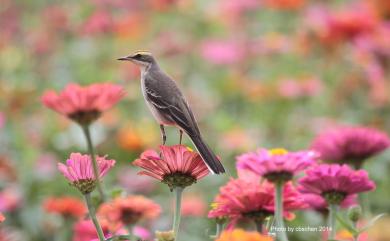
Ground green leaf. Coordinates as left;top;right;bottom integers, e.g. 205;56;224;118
335;214;359;236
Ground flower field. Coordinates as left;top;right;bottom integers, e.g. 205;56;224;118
1;0;390;240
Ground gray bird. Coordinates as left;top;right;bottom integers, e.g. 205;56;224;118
118;51;225;174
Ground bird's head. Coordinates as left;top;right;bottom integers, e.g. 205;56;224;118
117;51;155;67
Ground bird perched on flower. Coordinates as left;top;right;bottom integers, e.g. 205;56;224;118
133;145;210;191
118;51;225;174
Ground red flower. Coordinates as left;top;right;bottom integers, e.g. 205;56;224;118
306;5;378;47
42;83;125;125
133;145;209;190
43;196;86;218
209;178;306;227
265;0;305;10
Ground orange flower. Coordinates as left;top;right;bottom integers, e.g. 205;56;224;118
117;127;145;151
98;195;161;229
336;229;368;241
265;0;305;10
114;15;146;40
0;213;5;223
43;196;87;218
216;229;273;241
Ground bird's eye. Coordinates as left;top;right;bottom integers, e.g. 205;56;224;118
134;54;142;58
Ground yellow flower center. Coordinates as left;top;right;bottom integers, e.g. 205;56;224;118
269;148;288;155
186;147;194;152
210;202;219;209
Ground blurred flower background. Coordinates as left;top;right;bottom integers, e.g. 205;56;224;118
1;0;390;240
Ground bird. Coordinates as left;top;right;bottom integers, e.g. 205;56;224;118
118;51;225;174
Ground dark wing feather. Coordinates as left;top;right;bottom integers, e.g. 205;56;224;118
144;71;201;136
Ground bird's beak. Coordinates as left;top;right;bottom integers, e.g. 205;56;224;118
117;55;133;61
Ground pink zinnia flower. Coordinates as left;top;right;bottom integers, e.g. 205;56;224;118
73;219;110;241
208;178;306;227
133;226;151;240
237;148;318;183
200;40;245;65
58;153;115;194
311;126;390;168
133;145;209;190
302;193;357;213
42;83;125;126
298;164;375;205
0;187;22;212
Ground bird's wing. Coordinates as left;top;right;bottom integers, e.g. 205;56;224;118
144;71;201;136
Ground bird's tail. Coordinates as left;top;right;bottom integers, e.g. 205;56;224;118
189;134;225;174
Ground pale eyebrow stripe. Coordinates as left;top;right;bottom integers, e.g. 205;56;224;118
134;51;151;55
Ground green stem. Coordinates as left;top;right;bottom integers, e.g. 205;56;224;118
62;218;73;241
82;125;105;201
126;224;134;241
328;204;338;240
352;221;359;241
172;187;184;240
360;192;372;218
215;222;222;238
84;193;105;241
275;183;289;241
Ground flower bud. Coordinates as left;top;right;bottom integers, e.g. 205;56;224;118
348;205;362;223
155;230;175;241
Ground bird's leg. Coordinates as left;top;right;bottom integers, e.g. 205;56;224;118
179;129;183;145
160;125;166;145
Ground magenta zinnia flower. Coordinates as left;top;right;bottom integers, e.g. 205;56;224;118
302;193;357;213
298;164;375;205
42;83;125;125
58;153;115;194
208;178;306;227
133;145;209;190
311;126;390;168
237;148;318;183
